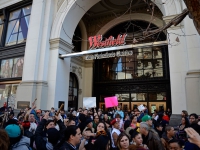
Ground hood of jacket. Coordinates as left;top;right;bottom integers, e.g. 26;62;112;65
11;136;30;150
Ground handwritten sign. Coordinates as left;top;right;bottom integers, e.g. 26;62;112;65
104;96;118;108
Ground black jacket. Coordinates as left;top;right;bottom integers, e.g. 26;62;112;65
35;119;66;150
57;142;77;150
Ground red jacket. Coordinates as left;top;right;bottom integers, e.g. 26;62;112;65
162;115;170;122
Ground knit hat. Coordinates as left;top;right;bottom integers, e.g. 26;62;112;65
142;115;152;122
5;124;21;138
47;128;59;145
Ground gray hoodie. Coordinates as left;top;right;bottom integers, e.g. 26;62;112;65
11;136;30;150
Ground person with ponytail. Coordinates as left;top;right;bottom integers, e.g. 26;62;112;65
129;128;148;150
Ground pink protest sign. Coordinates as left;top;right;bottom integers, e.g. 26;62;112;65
104;96;118;108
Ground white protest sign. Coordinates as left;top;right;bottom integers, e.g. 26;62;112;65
83;97;96;108
137;104;145;112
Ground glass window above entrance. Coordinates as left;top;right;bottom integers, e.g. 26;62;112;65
95;46;165;81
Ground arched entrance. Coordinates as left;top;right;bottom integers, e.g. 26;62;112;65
68;72;79;110
93;20;171;113
49;0;189;114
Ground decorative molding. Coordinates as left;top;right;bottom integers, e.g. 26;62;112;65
19;81;48;86
49;38;74;53
78;89;82;94
0;80;21;84
187;70;200;75
84;60;93;68
71;57;84;67
71;65;82;79
0;0;22;9
78;67;82;78
71;66;77;73
57;0;65;11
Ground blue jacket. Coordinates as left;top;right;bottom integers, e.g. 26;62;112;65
113;110;124;119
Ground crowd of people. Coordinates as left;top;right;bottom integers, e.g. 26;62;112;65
1;102;200;150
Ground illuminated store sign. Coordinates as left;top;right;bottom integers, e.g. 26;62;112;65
88;34;127;49
85;50;133;60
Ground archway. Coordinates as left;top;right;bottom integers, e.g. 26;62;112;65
50;0;182;43
49;0;185;114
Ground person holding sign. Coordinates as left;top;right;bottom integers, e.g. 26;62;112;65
113;105;124;129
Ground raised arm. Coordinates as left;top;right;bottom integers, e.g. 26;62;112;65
35;112;49;150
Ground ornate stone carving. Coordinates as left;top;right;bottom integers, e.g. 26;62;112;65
57;0;65;11
78;67;82;78
72;66;77;73
78;89;82;94
71;65;82;78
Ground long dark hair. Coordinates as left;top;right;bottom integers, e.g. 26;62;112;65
93;135;110;150
182;116;190;127
124;120;131;130
129;127;140;139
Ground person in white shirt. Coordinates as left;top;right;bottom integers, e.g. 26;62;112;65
111;118;121;150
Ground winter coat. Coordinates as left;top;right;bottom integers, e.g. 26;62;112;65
184;141;200;150
35;119;66;150
57;142;78;150
144;130;165;150
10;136;30;150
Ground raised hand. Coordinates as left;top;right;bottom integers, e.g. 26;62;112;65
43;112;50;120
185;128;200;148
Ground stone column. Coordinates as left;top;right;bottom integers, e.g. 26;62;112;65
16;0;55;109
164;12;200;115
82;60;93;107
163;15;189;114
48;38;73;110
183;15;200;114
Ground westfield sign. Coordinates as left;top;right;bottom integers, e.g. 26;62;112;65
88;34;127;49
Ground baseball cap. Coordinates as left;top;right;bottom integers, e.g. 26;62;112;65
5;124;21;138
142;115;152;122
110;118;120;125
